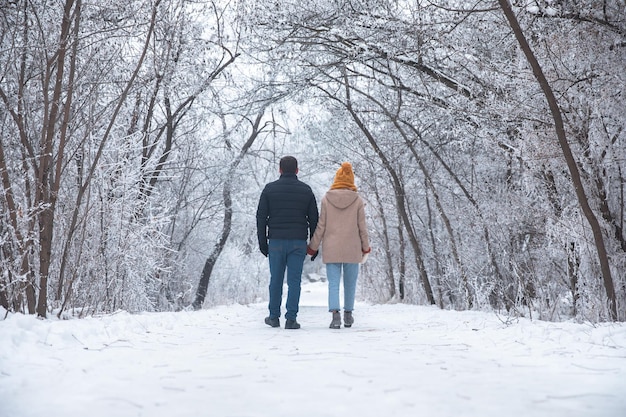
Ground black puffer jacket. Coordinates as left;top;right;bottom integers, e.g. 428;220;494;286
256;173;319;252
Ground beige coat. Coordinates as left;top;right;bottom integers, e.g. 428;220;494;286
308;189;370;264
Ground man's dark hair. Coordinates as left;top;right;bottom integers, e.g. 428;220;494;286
280;156;298;174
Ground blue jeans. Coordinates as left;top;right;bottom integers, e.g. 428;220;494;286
268;239;307;320
326;263;359;312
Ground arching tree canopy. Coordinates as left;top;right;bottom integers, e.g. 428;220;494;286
1;0;624;321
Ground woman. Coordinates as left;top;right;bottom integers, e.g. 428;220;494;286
307;162;371;329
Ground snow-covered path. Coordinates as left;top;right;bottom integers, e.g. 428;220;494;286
1;282;625;417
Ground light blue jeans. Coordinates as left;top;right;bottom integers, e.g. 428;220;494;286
326;263;359;312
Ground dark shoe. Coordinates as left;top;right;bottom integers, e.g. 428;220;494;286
344;311;354;328
265;317;280;328
329;310;341;329
285;319;301;329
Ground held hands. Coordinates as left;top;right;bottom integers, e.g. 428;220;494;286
306;246;319;261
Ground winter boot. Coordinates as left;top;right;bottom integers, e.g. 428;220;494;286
344;311;354;328
265;317;280;328
329;310;341;329
285;319;301;329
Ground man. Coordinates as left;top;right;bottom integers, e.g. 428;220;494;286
256;156;319;329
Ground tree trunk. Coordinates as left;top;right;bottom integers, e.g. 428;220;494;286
36;0;79;317
0;129;36;313
498;0;617;320
372;181;396;300
192;108;267;309
397;218;406;301
337;74;488;308
567;242;580;316
342;83;435;304
53;0;162;314
401;123;472;308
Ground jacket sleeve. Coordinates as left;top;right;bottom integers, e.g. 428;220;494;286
256;188;269;250
308;197;326;251
357;198;370;251
307;191;319;240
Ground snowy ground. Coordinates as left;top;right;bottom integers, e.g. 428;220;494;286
1;281;625;417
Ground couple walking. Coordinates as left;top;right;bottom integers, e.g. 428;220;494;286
256;156;371;330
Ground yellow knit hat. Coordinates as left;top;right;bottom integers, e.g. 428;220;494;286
330;162;357;191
